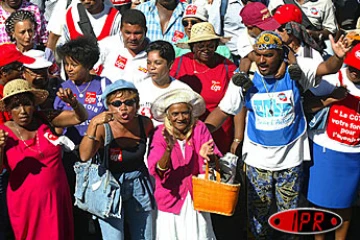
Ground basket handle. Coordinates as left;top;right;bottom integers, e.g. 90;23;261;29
204;157;221;182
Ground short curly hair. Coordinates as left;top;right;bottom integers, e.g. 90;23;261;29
56;36;100;70
5;10;37;41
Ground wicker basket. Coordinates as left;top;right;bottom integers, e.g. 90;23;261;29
192;160;241;216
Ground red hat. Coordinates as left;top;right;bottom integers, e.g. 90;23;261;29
273;4;302;25
240;2;280;30
0;43;35;67
344;43;360;69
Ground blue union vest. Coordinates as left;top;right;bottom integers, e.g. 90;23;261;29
245;71;306;147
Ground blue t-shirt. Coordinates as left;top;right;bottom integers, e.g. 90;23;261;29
53;75;111;144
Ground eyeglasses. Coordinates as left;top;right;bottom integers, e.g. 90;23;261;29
182;19;201;27
110;99;136;107
24;68;49;76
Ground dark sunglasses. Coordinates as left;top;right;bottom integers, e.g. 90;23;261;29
110;99;136;107
182;20;200;27
0;63;24;73
277;25;287;32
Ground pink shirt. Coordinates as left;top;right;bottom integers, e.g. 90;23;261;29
0;1;48;44
147;120;222;214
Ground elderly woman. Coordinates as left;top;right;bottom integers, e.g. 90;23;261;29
0;79;88;240
79;80;155;240
174;3;232;59
170;22;238;155
148;88;221;239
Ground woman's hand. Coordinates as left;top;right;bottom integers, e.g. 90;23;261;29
90;111;114;126
162;128;176;151
0;130;8;148
56;88;78;108
199;139;215;161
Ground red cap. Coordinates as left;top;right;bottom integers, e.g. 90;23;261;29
273;4;302;25
0;43;35;67
240;2;280;30
344;43;360;69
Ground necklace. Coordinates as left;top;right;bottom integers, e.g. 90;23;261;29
15;126;44;158
73;81;92;98
261;77;279;116
193;60;212;74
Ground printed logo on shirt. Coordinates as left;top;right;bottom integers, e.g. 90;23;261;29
138;66;148;73
251;90;294;131
210;80;221;92
139;106;153;119
110;148;123;162
185;5;197;15
44;131;60;146
172;30;185;42
309;7;319;16
93;64;104;75
114;55;128;70
85;92;97;104
355;50;360;59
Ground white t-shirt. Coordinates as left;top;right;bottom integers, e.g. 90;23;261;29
296;45;324;63
242;57;320;170
236;30;255;58
308;68;360;153
137;77;192;127
96;35;150;85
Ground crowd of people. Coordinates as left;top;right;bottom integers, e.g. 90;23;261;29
0;0;359;240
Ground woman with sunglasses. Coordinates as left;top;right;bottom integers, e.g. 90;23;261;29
79;80;155;240
174;3;232;60
53;36;111;239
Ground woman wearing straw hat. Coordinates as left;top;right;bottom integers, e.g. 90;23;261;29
170;22;238;156
147;88;221;240
0;79;88;240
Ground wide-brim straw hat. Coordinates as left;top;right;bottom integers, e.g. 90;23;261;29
186;22;231;44
151;88;206;122
0;79;49;111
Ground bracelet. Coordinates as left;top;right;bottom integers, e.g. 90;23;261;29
156;162;169;171
84;132;96;141
233;138;242;143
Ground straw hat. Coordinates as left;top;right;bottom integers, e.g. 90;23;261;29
0;79;49;111
151;88;206;122
186;22;230;44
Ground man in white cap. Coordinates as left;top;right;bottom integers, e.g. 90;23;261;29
23;49;64;109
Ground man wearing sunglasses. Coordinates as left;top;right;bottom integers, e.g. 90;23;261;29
23;49;64;110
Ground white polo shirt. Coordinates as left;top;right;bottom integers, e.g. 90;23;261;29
97;34;150;85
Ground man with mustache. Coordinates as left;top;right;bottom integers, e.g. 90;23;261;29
96;9;151;85
205;31;352;239
22;49;64;110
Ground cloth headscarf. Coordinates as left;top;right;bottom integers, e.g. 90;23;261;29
254;31;283;50
283;21;323;53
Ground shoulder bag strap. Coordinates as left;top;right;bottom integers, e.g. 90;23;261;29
283;0;320;31
77;3;97;39
175;55;183;79
102;123;114;169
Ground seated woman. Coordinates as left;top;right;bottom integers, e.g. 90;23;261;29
148;88;221;240
79;80;155;240
0;79;88;240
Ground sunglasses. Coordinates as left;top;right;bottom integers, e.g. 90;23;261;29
277;25;287;32
0;63;24;73
110;99;136;107
182;20;201;27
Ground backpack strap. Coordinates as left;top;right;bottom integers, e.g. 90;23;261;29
77;3;97;39
174;55;183;79
102;123;114;169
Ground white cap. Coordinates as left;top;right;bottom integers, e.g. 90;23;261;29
183;4;209;22
23;49;52;69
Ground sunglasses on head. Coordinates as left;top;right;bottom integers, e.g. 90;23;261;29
110;99;136;107
182;19;201;27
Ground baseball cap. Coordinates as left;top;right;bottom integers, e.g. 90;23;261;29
23;49;52;69
273;4;302;25
344;43;360;70
0;43;35;67
183;3;208;22
240;2;280;30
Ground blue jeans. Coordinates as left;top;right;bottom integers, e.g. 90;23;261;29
98;179;155;240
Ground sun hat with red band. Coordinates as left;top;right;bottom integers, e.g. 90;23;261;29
273;4;302;25
240;2;280;30
344;43;360;70
0;43;35;67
